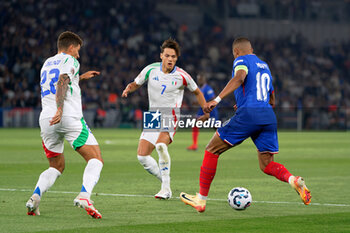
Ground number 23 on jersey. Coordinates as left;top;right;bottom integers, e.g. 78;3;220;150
40;68;60;97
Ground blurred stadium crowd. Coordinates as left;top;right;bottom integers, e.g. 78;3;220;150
1;0;349;129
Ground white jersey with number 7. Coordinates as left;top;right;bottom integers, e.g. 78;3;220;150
134;62;198;108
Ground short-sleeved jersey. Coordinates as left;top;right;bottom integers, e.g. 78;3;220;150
232;54;276;124
134;62;198;108
39;53;82;120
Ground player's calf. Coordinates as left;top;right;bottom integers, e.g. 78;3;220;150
137;155;162;181
156;143;172;194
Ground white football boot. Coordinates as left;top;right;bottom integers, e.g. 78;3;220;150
26;194;41;216
74;194;102;219
154;188;172;200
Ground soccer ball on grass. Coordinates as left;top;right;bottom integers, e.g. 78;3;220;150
227;187;252;210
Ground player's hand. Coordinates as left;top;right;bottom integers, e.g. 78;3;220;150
122;84;133;98
198;113;210;122
122;88;129;98
204;100;218;113
80;71;100;80
50;109;63;125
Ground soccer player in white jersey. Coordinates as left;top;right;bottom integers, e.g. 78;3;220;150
26;31;103;219
122;38;209;199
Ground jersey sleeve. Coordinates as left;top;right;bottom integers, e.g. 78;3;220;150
60;56;78;79
232;56;249;78
178;68;197;92
134;63;158;85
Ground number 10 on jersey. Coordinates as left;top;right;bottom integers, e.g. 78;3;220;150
256;72;270;102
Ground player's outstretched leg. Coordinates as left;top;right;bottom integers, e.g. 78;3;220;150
74;158;103;219
263;160;311;205
180;150;220;212
155;143;172;199
137;155;162;181
187;126;199;151
26;167;62;216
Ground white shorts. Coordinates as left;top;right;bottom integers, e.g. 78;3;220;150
40;116;98;157
139;131;176;146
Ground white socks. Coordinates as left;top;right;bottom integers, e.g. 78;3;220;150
288;175;295;185
198;193;207;200
81;158;103;198
33;167;61;197
155;143;171;191
137;155;162;181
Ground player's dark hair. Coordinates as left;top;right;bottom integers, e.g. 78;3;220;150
232;37;251;49
57;31;83;51
161;38;181;57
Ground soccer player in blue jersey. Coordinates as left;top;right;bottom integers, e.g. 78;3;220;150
180;37;311;212
187;74;218;151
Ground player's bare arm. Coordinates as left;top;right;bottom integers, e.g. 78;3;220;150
193;88;210;121
269;91;275;108
50;74;70;125
80;71;100;80
205;69;247;113
122;81;141;98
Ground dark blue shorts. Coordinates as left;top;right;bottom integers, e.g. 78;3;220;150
217;116;279;153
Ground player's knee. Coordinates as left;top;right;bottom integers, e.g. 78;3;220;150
259;152;274;173
259;164;266;172
205;144;221;155
155;143;167;153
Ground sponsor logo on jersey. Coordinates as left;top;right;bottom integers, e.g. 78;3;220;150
153;76;159;81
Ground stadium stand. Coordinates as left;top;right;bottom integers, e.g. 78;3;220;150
0;0;349;129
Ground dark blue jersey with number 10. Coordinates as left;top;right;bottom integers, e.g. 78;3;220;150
232;54;276;125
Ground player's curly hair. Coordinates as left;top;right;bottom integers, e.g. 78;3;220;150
57;31;83;51
161;38;181;57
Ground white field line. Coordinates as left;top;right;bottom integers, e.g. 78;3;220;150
1;188;349;207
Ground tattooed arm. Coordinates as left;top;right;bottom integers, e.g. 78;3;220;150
50;74;70;125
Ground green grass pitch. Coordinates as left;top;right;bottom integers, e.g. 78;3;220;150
0;128;349;233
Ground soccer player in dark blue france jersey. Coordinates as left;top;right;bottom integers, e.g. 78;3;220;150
187;74;218;151
180;37;311;212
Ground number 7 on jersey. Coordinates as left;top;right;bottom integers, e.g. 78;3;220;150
161;84;166;95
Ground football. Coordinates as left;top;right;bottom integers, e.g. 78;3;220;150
227;187;252;210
